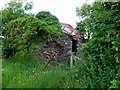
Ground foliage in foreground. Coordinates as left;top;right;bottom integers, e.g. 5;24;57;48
76;2;120;88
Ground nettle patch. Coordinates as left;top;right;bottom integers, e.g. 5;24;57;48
2;16;63;58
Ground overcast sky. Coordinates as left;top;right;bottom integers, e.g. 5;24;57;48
0;0;95;27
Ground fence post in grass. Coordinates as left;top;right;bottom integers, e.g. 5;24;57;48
70;52;73;69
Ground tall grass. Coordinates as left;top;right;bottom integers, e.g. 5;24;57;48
2;54;81;88
3;51;115;88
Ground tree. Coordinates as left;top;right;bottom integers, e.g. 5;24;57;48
76;2;120;88
76;4;93;42
1;0;33;25
36;11;63;38
76;21;85;42
36;11;59;24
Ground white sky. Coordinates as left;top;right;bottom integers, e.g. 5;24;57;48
0;0;95;27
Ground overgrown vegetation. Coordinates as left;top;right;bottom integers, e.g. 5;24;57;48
2;54;81;88
1;0;120;88
76;2;120;88
2;0;63;58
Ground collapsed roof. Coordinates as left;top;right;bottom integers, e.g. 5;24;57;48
60;23;80;40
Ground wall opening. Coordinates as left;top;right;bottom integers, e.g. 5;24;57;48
72;40;78;52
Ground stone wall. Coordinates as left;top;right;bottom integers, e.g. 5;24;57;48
35;35;72;61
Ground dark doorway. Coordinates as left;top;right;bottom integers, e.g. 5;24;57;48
72;40;78;52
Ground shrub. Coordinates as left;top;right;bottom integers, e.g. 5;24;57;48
2;15;62;58
75;2;120;88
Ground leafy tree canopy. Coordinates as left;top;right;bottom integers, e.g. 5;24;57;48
1;0;33;25
76;2;120;88
36;11;63;37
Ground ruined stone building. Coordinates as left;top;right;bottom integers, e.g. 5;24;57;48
36;23;80;61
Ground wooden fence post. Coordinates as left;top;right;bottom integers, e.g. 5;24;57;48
70;52;73;69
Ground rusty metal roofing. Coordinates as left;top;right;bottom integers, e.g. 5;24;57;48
60;23;80;40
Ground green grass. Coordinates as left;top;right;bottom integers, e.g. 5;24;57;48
2;53;114;88
0;59;2;89
2;55;81;88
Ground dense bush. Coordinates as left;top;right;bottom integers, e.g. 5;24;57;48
2;15;62;58
76;2;120;88
36;11;63;38
1;1;63;58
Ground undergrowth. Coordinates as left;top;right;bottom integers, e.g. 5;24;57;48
2;54;81;88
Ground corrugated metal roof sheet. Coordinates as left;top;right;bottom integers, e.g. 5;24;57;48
60;23;80;40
